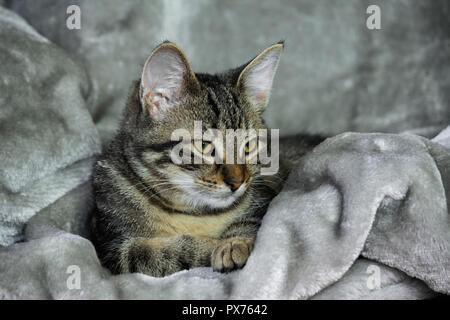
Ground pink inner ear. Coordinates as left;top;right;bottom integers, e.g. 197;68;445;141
142;91;159;116
141;46;187;100
142;88;171;116
255;92;267;102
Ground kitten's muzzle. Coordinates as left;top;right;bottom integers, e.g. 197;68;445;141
224;178;244;192
221;164;248;192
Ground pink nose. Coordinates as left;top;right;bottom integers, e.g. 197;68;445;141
221;164;247;192
225;179;243;192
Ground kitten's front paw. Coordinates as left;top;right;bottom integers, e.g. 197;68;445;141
211;237;254;273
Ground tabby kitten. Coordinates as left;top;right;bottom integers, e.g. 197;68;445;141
91;41;323;277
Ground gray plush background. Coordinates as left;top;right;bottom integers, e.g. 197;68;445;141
4;0;450;144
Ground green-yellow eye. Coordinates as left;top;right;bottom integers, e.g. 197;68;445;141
244;139;257;154
193;140;212;154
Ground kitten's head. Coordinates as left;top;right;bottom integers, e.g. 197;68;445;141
120;41;283;211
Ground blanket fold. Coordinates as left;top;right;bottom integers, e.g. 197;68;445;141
291;132;450;296
0;7;100;246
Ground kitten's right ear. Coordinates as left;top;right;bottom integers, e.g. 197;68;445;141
140;42;200;119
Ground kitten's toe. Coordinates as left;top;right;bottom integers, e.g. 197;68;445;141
211;237;254;273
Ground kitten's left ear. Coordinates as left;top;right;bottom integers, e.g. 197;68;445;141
237;42;284;113
140;42;200;118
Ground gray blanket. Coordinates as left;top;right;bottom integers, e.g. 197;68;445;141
1;3;450;299
1;130;449;299
0;7;100;245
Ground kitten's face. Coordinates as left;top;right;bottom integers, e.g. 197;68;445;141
123;42;282;211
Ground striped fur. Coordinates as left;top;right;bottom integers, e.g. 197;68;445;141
91;42;324;276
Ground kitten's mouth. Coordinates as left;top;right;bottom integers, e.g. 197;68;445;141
183;182;248;209
165;172;248;209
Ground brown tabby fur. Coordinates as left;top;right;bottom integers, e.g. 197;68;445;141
91;42;324;277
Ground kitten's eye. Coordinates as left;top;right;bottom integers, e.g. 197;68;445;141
193;140;213;154
244;139;258;154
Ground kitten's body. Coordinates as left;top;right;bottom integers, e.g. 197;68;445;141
91;42;323;276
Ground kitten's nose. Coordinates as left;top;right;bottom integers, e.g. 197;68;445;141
221;164;247;192
224;178;243;192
